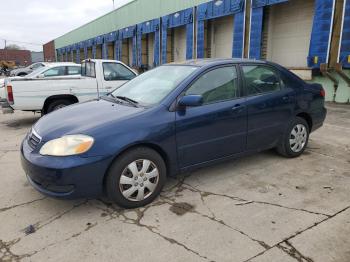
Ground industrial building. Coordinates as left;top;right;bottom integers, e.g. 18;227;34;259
45;0;350;103
0;49;32;66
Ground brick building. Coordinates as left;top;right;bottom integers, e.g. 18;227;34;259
43;41;56;62
0;49;32;66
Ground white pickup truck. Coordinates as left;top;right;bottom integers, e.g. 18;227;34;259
0;59;137;115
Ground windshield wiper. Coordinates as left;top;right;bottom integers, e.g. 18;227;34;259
115;96;139;107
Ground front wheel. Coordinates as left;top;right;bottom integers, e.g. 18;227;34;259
277;117;309;158
106;147;166;208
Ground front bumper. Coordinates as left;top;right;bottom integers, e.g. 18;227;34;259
21;138;113;199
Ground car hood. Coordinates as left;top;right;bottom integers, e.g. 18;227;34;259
33;99;145;141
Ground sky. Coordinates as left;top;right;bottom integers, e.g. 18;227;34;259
0;0;133;52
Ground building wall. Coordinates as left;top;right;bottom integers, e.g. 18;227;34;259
54;0;350;103
0;49;32;66
54;0;211;49
43;41;56;62
31;51;44;63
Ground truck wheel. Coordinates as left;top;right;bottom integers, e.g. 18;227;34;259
276;117;309;158
106;147;166;208
46;99;73;114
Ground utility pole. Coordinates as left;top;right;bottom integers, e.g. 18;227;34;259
4;39;6;49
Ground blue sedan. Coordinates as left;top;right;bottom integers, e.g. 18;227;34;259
21;59;327;208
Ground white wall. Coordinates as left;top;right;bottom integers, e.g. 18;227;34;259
266;0;315;68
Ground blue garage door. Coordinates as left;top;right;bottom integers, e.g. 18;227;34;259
103;32;118;60
137;18;161;68
196;0;245;59
117;25;137;66
161;8;194;64
249;0;289;60
308;0;335;68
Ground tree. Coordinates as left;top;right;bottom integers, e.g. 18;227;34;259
5;44;21;50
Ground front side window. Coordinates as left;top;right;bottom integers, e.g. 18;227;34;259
242;65;283;96
67;66;81;75
112;65;198;106
43;66;66;77
103;62;136;81
185;66;239;105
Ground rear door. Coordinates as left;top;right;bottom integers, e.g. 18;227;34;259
175;65;247;168
240;64;296;151
100;62;136;95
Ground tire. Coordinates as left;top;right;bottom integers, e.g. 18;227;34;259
276;117;309;158
106;147;166;208
46;99;73;114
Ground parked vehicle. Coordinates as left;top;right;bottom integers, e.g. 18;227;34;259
21;59;327;208
0;67;11;76
2;60;137;115
10;62;48;77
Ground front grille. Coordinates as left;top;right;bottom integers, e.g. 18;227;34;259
27;130;41;150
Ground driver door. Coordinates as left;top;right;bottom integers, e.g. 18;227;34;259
175;65;247;168
100;62;136;95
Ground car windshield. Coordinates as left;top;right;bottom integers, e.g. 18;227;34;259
111;65;198;106
26;67;47;78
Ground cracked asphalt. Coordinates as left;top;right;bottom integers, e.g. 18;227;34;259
0;103;349;262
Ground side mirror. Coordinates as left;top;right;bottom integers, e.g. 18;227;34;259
178;95;203;108
37;74;45;79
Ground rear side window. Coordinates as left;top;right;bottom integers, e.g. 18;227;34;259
242;65;283;96
103;63;136;81
67;66;81;75
43;66;66;77
185;66;239;105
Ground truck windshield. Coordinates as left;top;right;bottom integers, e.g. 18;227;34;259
111;65;198;106
81;62;96;78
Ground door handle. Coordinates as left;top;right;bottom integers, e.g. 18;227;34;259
282;96;289;101
232;104;244;112
105;86;113;90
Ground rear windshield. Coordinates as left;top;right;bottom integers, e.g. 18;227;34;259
81;61;96;78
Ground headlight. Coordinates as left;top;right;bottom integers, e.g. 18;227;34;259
39;135;94;156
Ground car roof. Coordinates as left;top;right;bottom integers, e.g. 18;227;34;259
168;58;269;67
45;62;80;67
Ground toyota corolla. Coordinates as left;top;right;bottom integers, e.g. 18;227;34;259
21;59;327;208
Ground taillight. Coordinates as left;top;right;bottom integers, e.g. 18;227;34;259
7;85;14;104
320;88;326;98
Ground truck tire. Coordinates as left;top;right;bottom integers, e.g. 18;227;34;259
46;99;73;114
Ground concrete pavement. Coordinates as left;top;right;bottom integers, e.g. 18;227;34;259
0;104;349;262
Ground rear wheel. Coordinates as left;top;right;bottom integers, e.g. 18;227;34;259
106;147;166;208
46;99;73;114
277;117;309;158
